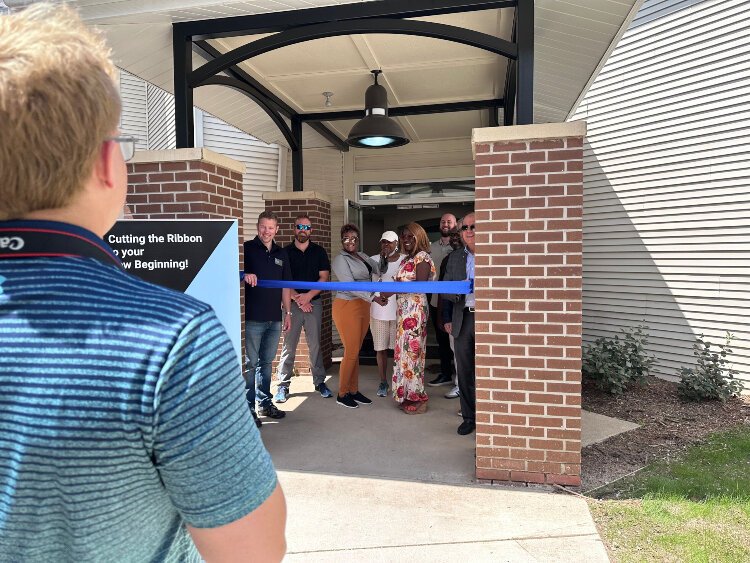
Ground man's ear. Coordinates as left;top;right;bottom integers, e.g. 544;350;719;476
93;139;119;189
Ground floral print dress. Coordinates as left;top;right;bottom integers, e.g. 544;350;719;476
392;250;436;404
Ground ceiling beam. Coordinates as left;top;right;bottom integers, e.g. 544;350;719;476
175;0;517;40
191;19;517;88
300;99;504;122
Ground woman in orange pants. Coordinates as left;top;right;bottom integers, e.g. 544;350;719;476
331;223;379;409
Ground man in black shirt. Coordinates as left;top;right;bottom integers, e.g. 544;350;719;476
275;214;332;401
244;210;292;424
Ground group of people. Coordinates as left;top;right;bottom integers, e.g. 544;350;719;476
242;210;477;436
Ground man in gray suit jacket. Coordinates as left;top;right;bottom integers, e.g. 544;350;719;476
442;212;476;435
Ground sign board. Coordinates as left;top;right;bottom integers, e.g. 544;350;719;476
105;220;241;361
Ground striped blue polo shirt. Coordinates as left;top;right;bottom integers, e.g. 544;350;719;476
0;221;277;561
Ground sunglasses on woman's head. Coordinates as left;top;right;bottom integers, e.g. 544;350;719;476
296;224;312;231
461;224;476;231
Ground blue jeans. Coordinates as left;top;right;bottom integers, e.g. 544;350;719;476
245;320;282;409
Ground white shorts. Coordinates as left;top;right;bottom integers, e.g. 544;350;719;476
370;318;397;351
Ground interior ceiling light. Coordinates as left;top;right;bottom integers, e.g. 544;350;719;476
322;91;334;107
360;189;397;196
346;70;409;149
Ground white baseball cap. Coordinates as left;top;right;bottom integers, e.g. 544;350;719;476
380;231;399;242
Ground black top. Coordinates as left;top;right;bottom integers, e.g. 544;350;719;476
243;236;292;321
284;241;331;300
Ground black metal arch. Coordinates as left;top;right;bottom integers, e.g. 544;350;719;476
200;76;298;151
190;19;517;89
173;0;534;191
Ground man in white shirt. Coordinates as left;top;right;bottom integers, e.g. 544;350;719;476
370;231;404;397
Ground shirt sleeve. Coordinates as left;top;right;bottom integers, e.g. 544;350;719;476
319;246;331;272
243;240;252;275
282;249;293;281
332;254;372;301
151;308;277;528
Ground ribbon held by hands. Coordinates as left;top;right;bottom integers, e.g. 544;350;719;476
239;272;473;294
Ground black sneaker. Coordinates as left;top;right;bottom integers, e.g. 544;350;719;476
336;394;358;409
349;391;372;405
427;374;453;387
258;403;286;419
251;410;262;428
457;420;476;435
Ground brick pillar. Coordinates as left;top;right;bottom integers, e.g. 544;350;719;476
471;122;586;487
125;147;246;342
262;192;333;378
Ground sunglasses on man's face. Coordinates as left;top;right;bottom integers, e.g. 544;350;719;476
461;224;476;231
296;224;312;231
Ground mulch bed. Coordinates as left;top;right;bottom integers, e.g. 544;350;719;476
582;377;750;493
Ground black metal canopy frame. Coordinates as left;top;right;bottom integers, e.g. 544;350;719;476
173;0;534;191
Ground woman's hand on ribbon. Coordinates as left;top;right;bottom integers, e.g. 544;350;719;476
244;273;257;287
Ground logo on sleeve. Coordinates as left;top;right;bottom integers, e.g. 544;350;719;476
0;237;24;251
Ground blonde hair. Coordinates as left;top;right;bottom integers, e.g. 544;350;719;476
0;3;121;220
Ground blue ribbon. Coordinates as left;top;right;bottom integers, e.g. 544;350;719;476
239;272;472;294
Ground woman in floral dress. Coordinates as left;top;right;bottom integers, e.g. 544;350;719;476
381;222;435;414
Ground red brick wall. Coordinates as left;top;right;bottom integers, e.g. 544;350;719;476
473;136;583;487
126;156;246;354
263;196;333;376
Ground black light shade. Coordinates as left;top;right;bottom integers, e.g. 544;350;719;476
347;70;409;149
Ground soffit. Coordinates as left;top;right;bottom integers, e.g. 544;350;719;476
9;0;641;148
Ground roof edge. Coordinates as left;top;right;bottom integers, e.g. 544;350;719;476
564;0;646;121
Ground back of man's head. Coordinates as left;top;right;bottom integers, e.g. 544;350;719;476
0;3;121;220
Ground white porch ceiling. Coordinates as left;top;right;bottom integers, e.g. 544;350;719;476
6;0;641;148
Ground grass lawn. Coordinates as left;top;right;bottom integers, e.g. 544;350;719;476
588;426;750;562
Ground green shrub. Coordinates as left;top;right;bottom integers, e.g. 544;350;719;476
582;325;656;394
678;333;744;402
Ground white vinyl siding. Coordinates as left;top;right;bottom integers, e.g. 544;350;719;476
570;0;750;384
146;84;176;150
118;70;149;151
202;113;280;229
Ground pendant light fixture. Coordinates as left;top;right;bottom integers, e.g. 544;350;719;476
346;70;409;149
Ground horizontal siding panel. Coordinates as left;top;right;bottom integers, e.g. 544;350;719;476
202;113;279;230
118;70;148;151
571;0;750;385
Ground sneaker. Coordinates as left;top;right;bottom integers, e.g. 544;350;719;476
251;410;262;428
444;386;460;399
315;382;333;398
427;374;453;387
274;387;289;403
258;403;286;419
457;420;476;435
349;391;372;405
376;382;388;397
336;394;358;409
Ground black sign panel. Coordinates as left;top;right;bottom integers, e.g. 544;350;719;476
106;220;233;292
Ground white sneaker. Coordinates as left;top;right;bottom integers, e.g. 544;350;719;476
444;386;460;399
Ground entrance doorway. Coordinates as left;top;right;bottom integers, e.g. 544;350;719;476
332;180;475;364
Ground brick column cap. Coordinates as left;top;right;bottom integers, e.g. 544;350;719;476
130;148;245;174
262;191;331;203
471;121;587;158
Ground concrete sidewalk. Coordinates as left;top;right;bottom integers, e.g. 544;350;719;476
260;366;612;562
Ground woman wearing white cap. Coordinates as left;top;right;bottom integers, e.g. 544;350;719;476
370;231;404;397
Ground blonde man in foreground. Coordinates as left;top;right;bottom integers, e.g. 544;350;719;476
0;4;285;561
